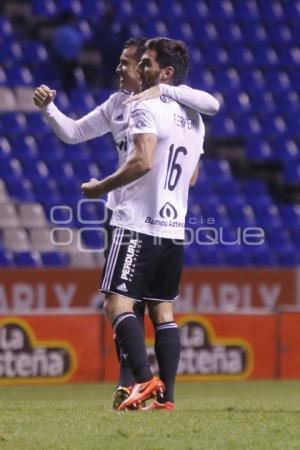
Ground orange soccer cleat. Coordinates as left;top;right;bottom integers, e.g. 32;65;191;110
142;400;175;411
118;377;165;411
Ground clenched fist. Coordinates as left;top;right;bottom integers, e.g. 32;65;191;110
81;178;103;198
33;84;56;108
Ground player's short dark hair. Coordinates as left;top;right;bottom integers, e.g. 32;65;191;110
124;37;147;62
145;37;189;85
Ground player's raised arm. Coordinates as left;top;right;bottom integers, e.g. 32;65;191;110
33;84;111;144
125;84;220;115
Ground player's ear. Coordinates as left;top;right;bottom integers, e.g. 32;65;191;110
161;66;174;83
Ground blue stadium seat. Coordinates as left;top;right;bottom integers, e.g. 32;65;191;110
5;66;33;87
239;69;266;94
276;249;300;267
254;204;283;229
14;251;41;267
210;115;238;138
0;67;7;86
265;22;293;45
246;139;273;161
11;135;39;162
274;138;300;162
47;160;75;180
31;0;57;16
277;46;300;68
0;42;22;66
248;246;278;267
21;41;48;65
77;0;104;18
201;204;231;228
32;178;62;206
289;229;300;248
57;178;82;204
215;21;242;44
228;204;256;227
80;228;105;249
26;113;50;136
0;137;12;162
62;143;92;163
184;0;210;20
0;112;27;135
0;16;14;40
237;115;263;138
241;21;268;45
41;251;70;266
274;91;300;116
225;92;252;116
232;2;259;20
265;228;293;251
184;245;201;266
189;20;219;43
5;178;36;203
197;247;226;266
225;251;252;267
215;68;241;93
202;158;232;181
21;160;50;180
168;21;195;45
279;204;300;229
282;161;300;184
248;91;276;115
0;158;23;181
68;89;96;115
226;45;254;67
263;70;291;94
0;249;14;267
250;45;279;68
202;46;229;67
71;161;101;183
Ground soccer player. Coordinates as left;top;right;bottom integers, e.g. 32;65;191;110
33;37;219;410
81;37;219;410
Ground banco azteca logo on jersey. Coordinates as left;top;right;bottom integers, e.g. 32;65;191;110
159;202;178;219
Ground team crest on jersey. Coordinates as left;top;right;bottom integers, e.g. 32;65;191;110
160;95;174;103
159;202;178;219
132;110;147;129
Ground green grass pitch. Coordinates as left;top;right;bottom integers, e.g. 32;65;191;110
1;381;300;450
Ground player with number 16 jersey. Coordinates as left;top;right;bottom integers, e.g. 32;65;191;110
110;96;204;240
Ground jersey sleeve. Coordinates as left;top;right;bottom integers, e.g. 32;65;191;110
159;84;220;116
41;96;113;144
129;103;158;136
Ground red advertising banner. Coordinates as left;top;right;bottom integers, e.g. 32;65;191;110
0;268;299;313
103;313;277;382
279;313;300;379
0;314;102;384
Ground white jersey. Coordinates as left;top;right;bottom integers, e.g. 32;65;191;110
43;90;134;210
42;85;218;217
110;96;205;239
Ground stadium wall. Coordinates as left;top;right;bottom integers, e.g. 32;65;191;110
1;310;300;383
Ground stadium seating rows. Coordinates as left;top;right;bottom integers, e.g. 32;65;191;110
0;0;299;266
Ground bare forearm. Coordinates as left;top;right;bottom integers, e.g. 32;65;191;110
84;158;150;197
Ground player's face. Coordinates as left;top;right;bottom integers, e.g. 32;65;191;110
138;50;163;90
115;47;141;92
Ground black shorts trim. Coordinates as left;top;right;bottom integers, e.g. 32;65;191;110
141;294;180;302
100;288;140;302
